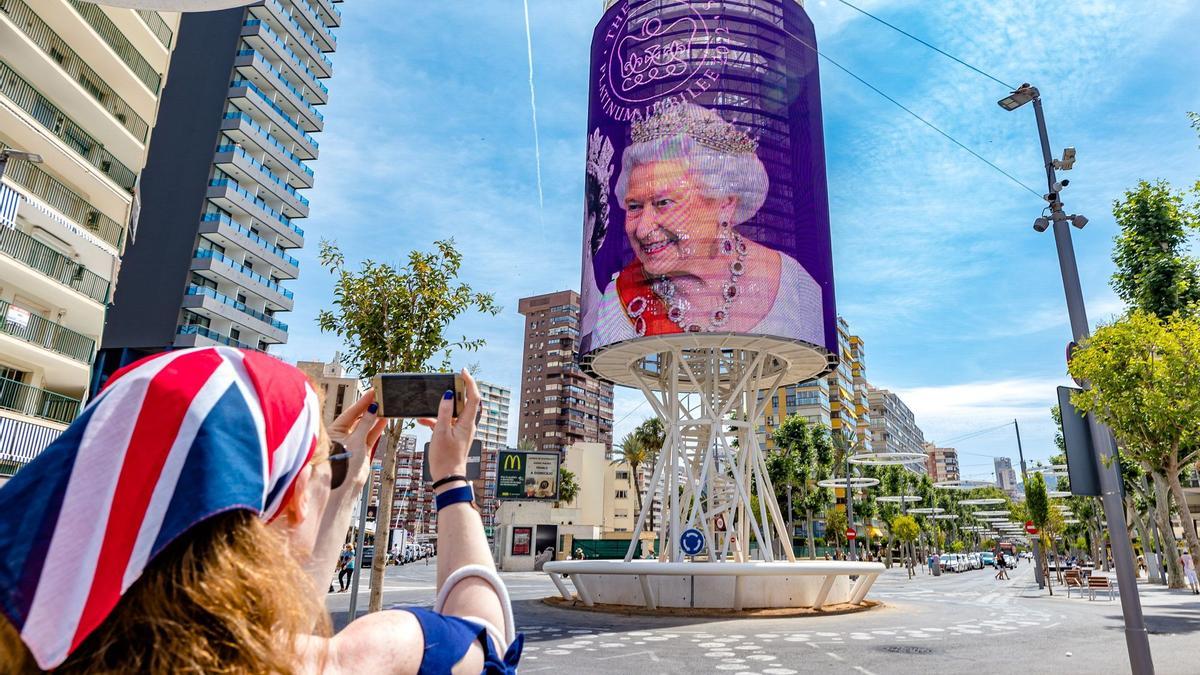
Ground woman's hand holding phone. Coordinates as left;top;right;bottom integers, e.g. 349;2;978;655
417;368;480;486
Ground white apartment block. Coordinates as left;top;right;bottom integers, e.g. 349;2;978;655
0;1;177;480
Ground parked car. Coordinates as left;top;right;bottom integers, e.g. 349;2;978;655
966;553;982;570
981;551;996;566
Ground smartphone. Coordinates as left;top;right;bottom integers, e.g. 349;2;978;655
371;373;464;418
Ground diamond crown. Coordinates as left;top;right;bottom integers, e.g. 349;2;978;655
631;103;758;155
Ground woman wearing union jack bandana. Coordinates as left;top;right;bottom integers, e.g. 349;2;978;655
0;348;523;673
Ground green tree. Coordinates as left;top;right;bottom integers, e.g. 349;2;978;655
824;506;848;555
892;515;921;579
317;238;499;612
557;467;580;507
1068;311;1200;577
770;415;835;558
1110;180;1200;318
1026;472;1054;595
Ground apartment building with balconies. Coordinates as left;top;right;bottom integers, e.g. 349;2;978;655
517;290;614;455
95;0;343;383
0;1;179;481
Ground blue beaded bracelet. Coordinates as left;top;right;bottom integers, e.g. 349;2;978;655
435;484;474;511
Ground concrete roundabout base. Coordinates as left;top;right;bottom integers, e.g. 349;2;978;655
543;560;885;613
541;595;883;619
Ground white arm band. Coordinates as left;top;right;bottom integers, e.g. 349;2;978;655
433;564;516;652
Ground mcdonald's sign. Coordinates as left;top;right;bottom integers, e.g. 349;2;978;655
497;450;560;501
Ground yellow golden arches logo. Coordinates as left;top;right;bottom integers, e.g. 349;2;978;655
503;454;522;471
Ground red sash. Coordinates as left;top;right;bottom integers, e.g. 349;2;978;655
615;261;683;335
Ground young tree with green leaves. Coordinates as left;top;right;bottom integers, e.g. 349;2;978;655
1110;180;1200;319
892;515;920;579
1068;310;1200;582
317;238;499;612
769;415;834;558
824;506;847;556
1026;472;1054;595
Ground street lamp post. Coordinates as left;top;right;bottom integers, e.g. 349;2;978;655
1012;419;1045;589
1000;84;1154;675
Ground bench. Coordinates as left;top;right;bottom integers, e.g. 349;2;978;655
1088;574;1116;601
1064;569;1085;598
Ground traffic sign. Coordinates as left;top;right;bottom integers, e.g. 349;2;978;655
680;528;705;555
1025;521;1038;535
846;527;857;541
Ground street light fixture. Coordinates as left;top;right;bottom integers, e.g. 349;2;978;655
1002;83;1154;674
996;83;1038;111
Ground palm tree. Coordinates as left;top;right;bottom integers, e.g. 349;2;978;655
557;467;580;507
613;431;654;528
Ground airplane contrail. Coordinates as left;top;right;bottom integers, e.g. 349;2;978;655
522;0;545;227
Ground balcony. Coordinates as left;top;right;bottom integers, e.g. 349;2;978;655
135;10;173;49
234;50;324;130
182;285;288;343
228;79;319;154
65;0;161;94
191;248;295;311
175;324;254;350
0;59;137;192
0;150;125;250
221;111;315;180
197;212;299;278
312;0;342;27
0;377;80;425
0;299;95;364
206;178;304;248
213;144;309;217
240;20;328;102
251;0;335;70
0;223;109;304
286;0;337;51
0;0;149;143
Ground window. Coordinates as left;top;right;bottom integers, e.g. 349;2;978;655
182;310;210;328
334;384;347;416
229;327;241;341
615;471;629;480
615;490;628;499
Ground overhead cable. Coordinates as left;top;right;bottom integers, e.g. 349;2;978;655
834;0;1016;90
780;26;1042;197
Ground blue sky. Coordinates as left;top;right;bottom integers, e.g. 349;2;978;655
278;0;1200;482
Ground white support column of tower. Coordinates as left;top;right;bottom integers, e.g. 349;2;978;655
622;345;795;564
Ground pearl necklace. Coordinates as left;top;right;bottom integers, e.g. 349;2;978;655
626;230;748;335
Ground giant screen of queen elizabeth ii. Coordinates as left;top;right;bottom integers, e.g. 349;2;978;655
579;0;837;361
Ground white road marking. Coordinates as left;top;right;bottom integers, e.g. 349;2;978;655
596;650;660;662
854;667;879;675
826;652;843;661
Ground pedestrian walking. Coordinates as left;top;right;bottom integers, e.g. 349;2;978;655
1181;549;1199;595
338;543;355;592
995;554;1010;580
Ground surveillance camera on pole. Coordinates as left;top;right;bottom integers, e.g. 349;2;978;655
1033;217;1050;232
1070;214;1088;229
1052;147;1076;171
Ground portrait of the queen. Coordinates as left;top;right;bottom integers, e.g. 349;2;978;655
592;103;823;345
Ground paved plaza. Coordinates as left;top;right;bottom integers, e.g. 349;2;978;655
326;561;1200;674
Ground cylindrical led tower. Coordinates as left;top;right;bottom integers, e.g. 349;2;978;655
549;0;885;612
580;0;838;385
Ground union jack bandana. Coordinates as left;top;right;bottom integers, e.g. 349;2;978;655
0;347;322;669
